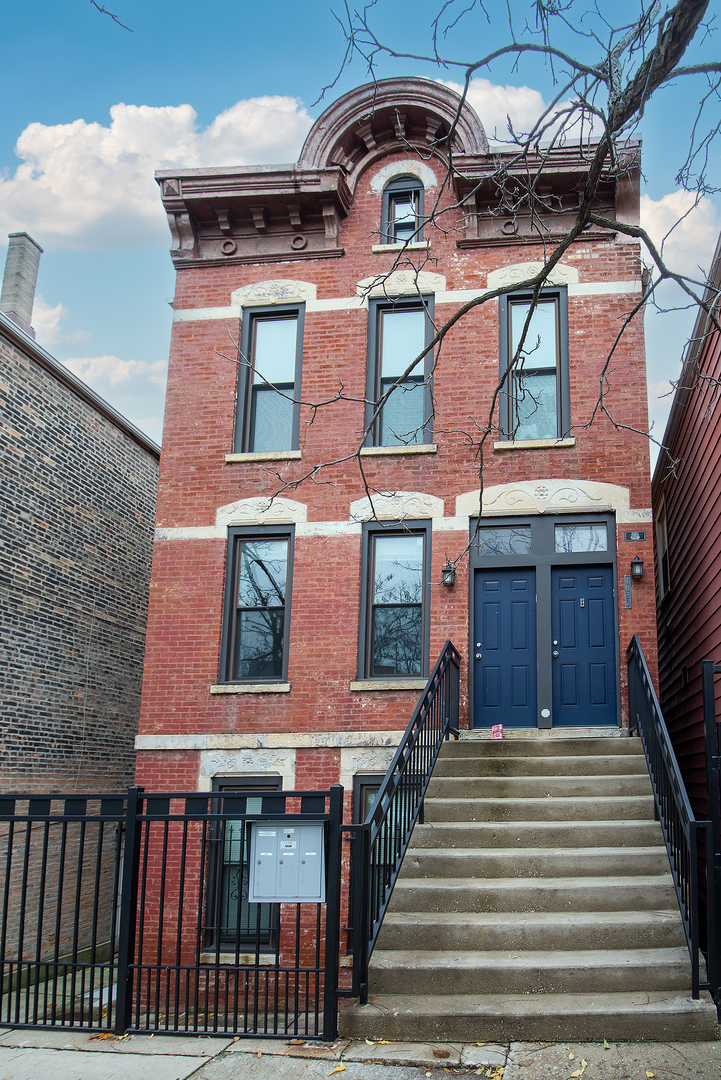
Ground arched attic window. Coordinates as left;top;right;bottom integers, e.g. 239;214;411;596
382;175;424;244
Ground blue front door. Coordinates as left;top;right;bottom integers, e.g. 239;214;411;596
474;569;537;727
551;565;617;726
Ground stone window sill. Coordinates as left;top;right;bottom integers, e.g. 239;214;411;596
199;952;275;966
371;241;430;253
350;679;427;691
210;683;291;695
493;438;576;451
225;451;302;463
360;444;437;457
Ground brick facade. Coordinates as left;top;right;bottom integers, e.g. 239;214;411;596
1;314;159;792
138;79;656;803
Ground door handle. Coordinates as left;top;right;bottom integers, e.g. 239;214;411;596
553;650;559;657
475;653;482;659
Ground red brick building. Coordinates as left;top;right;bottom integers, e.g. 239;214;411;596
137;77;655;814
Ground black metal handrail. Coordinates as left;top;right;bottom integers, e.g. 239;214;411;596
347;640;460;1003
627;635;715;1000
701;660;721;1013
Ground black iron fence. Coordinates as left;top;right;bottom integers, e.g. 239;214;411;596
0;786;344;1039
345;640;460;1002
701;659;721;1011
627;635;716;1002
0;643;461;1036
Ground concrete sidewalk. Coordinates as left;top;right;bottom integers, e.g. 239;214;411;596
0;1027;719;1080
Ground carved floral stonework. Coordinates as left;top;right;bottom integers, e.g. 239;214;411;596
455;480;631;518
199;749;294;780
486;262;579;289
369;161;439;193
231;281;317;308
216;497;308;527
356;270;446;299
350;491;444;522
341;748;396;777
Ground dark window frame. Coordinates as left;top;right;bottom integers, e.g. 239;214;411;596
381;175;424;244
656;502;670;600
364;296;435;447
498;287;570;441
233;304;305;453
352;773;386;824
219;525;295;685
358;519;432;680
204;775;284;952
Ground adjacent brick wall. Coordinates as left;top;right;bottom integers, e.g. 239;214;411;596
0;327;159;793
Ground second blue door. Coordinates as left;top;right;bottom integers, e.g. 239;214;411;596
474;569;537;727
551;565;617;726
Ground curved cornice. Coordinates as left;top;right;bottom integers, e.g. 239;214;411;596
298;78;488;185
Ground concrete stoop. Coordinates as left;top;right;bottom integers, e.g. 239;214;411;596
339;736;718;1042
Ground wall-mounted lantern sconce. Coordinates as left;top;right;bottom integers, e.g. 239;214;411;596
630;556;644;581
442;558;456;587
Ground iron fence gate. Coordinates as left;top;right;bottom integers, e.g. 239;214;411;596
0;786;343;1040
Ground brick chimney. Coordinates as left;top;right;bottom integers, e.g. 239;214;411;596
0;232;43;339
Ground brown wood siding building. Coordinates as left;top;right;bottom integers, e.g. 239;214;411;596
653;231;721;818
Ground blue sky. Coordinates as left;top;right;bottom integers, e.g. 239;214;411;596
2;0;719;451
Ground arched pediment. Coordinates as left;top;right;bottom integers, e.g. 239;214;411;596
298;78;488;187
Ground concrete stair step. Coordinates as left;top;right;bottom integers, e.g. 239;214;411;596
408;819;664;848
427;775;651;798
389;873;677;913
433;754;648;777
400;846;670;879
375;910;688;952
424;795;655;821
441;737;643;757
368;947;692;995
338;991;719;1042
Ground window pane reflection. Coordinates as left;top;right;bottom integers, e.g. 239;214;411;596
554;524;608;553
476;526;532;556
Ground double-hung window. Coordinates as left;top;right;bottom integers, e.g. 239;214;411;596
498;288;570;441
220;526;293;684
382;175;424;244
359;522;431;679
366;298;434;446
234;305;304;453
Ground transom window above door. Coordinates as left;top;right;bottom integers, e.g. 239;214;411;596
472;514;614;565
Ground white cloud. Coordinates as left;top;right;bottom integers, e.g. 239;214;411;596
640;190;720;280
440;77;546;140
0;97;314;251
63;354;168;389
32;294;91;349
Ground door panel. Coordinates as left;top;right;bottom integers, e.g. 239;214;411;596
474;569;536;727
551;565;616;726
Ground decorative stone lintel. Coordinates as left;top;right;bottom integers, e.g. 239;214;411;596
231;280;317;308
350;491;444;522
360;444;437;456
370;160;439;193
357;269;446;299
487;261;579;290
350;679;427;691
456;479;631;518
216;496;308;527
210;683;291;694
